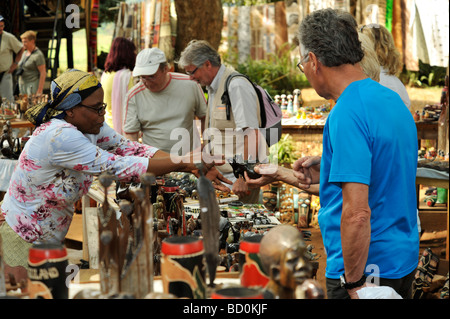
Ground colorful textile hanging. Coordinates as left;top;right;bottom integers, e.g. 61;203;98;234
159;0;174;63
86;0;99;71
113;2;141;50
385;0;393;32
355;0;387;26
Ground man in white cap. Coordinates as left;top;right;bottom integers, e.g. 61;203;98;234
0;15;24;102
123;48;207;156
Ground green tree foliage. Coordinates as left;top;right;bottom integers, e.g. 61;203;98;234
400;61;447;88
222;0;278;5
99;0;120;24
223;43;310;96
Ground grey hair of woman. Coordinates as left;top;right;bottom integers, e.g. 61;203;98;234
177;39;221;69
297;8;364;67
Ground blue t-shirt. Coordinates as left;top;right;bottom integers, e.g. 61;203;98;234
318;78;419;280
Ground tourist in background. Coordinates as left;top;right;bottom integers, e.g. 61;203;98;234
123;48;207;156
100;37;137;134
358;32;380;82
360;23;411;109
17;30;46;96
0;14;24;102
178;40;266;203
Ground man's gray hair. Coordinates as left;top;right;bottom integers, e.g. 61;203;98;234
297;8;364;67
177;40;221;69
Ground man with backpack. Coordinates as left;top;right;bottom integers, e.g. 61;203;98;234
178;40;267;203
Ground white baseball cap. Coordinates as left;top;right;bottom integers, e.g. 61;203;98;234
133;48;167;77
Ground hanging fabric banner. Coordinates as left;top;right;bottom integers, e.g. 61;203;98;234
385;0;393;32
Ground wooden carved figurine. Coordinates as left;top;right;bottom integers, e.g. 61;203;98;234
259;224;323;299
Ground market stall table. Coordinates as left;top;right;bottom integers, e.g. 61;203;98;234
74;178;243;267
68;268;241;299
0;118;35;136
281;120;438;148
416;166;449;259
0;158;17;193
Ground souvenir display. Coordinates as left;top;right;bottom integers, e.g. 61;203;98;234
2;1;447;302
279;89;331;126
259;224;323;299
27;243;69;299
0;121;22;160
0;98;17;120
238;234;269;289
211;286;263;299
161;236;206;299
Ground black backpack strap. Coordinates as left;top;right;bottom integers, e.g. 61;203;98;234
221;72;242;121
220;72;266;127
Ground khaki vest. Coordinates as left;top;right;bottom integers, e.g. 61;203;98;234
204;66;261;174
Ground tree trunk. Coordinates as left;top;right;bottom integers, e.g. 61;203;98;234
173;0;223;65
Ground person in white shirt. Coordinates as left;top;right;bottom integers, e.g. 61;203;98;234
178;40;267;203
360;23;411;109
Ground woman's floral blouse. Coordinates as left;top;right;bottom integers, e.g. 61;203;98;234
1;119;158;243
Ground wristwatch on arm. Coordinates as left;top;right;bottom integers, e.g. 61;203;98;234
340;274;366;290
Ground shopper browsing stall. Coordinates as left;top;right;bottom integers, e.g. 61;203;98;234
17;30;46;96
178;40;266;203
246;9;419;299
123;48;207;155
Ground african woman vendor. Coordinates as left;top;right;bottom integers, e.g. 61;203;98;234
0;69;230;270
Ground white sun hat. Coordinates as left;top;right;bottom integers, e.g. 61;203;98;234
133;48;167;77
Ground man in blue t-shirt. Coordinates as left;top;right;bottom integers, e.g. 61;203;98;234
246;9;418;299
294;9;418;299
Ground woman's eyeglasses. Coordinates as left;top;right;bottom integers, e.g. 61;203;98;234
78;102;107;115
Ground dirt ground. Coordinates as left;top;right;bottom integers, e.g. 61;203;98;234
306;226;328;297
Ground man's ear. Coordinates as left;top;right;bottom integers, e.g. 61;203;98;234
203;60;211;69
309;52;319;73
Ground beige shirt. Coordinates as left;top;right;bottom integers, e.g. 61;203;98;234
205;65;266;174
0;31;23;73
123;72;207;155
206;65;260;129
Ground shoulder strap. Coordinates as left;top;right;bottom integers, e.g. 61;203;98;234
19;49;36;68
221;72;266;127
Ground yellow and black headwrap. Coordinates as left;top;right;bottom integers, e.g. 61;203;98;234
26;69;101;126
